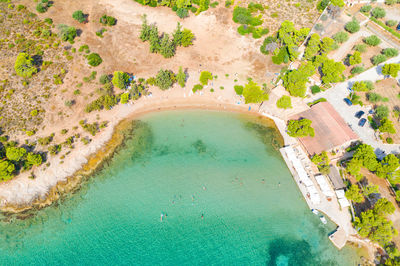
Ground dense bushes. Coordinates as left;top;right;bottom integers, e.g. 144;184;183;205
72;10;87;23
133;0;210;17
232;5;268;39
57;24;77;42
87;53;102;67
112;71;129;89
333;31;349;44
140;16;194;58
352;81;374;91
36;0;51;13
199;71;213;85
100;15;116;26
14;53;37;78
242;80;269;103
85;94;118;112
371;7;386;19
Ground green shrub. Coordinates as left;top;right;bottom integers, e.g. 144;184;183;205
364;35;381;46
14;53;37;78
370;17;400;41
351;66;365;74
360;5;372;13
354;44;367;53
57;24;77;42
345;19;360;33
100;15;116;26
382;48;398;58
234;85;243;95
386;137;393;144
372;54;387;65
310;85;321;94
386;20;397;27
371;7;386;19
36;1;50;13
72;10;86;23
192;84;203;92
333;31;349;44
276;95;292;109
87;53;102;67
199;71;213;85
176;8;188;18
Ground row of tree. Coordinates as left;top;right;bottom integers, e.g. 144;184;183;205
140;15;194;58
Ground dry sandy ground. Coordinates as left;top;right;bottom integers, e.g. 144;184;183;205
4;0;287;207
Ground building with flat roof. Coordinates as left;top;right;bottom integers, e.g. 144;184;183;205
289;101;359;155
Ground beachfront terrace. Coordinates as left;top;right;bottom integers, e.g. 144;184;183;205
280;145;356;249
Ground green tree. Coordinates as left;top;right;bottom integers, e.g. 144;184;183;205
87;53;102;67
112;71;129;89
345;184;364;203
120;92;130;104
176;66;186;88
287;118;315;137
320;37;336;53
320;58;345;84
14;53;37;78
242;81;269;103
349;51;362;65
282;62;315;97
379;118;396;134
159;34;175;58
376;154;400;178
72;10;86;23
276;95;292;109
199;71;213;85
346;158;362;178
155;69;175;90
375;198;395;215
6;146;27;162
0;160;15;181
181;29;195;47
303;33;320;60
345;19;360;33
363;185;379;196
371;7;386;19
26;152;42;166
382;63;400;78
376;105;390;119
353;144;379;172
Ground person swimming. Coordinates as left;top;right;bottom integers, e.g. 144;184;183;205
160;213;164;222
201;214;204;219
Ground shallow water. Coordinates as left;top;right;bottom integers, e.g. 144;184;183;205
0;110;360;265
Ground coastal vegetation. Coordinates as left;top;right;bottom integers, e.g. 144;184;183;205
133;0;211;18
232;4;269;39
140;16;194;58
276;95;292;109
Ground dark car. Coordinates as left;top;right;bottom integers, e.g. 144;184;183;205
397;23;400;31
344;98;353;106
359;118;367;127
355;111;365;119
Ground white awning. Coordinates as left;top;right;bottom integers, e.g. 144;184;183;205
315;175;335;197
335;189;345;199
338;198;350;208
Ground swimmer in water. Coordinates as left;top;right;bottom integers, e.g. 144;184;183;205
201;214;204;219
203;186;206;190
160;213;164;222
278;182;281;187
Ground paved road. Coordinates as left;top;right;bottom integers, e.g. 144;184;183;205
317;55;400;158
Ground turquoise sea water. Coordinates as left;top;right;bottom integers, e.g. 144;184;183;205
0;110;360;265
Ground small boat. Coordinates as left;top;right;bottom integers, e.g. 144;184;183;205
311;209;319;215
320;216;327;224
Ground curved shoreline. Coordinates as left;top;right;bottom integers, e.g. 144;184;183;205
0;98;273;215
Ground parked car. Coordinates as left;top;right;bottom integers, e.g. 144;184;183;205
359;118;367;127
397;23;400;31
368;109;374;115
355;111;365;119
344;98;353;106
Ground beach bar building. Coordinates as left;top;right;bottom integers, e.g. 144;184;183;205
289;102;359;156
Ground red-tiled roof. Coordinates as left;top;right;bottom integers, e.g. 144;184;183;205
290;102;359;155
